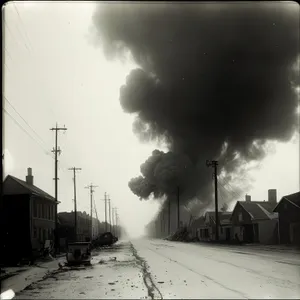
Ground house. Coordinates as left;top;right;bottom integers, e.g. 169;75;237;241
190;216;209;240
231;190;278;244
1;168;57;264
203;211;234;241
273;191;300;245
190;210;233;242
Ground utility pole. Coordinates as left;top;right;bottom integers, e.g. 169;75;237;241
113;207;118;236
116;212;119;237
108;196;112;232
206;160;219;241
177;186;180;229
93;197;100;238
50;123;67;255
112;207;115;235
104;192;108;232
168;198;171;235
68;167;81;242
85;184;98;241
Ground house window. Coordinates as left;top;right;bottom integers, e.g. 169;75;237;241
38;228;42;240
33;227;37;238
34;202;37;217
238;212;243;222
43;229;47;241
39;204;43;218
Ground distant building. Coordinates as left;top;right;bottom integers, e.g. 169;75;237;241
58;211;107;243
231;190;279;244
1;168;56;264
273;191;300;245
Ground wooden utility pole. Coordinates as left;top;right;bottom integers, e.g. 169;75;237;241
85;184;98;241
50;123;67;254
116;212;119;237
112;207;118;236
108;196;112;232
93;197;100;237
104;192;108;231
68;167;81;242
112;207;115;235
177;186;180;229
168;198;171;235
206;160;219;241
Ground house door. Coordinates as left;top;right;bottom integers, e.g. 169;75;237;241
225;228;231;241
253;223;259;243
243;224;254;243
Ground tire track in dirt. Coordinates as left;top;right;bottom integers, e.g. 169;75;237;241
130;243;163;300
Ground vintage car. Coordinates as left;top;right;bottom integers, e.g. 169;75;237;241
66;242;91;266
92;232;118;248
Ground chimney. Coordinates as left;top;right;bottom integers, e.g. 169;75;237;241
268;189;277;204
26;167;34;185
245;194;251;202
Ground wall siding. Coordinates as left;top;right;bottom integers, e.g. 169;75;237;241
257;219;278;244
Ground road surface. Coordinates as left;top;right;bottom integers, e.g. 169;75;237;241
13;242;147;299
132;239;300;299
11;239;300;299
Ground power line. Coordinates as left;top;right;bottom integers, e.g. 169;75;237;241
218;176;244;200
4;18;30;53
219;175;243;197
4;107;52;157
4;96;49;149
4;47;12;60
12;2;33;53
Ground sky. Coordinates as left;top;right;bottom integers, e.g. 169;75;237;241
3;1;299;238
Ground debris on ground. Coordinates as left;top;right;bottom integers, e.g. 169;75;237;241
164;226;194;242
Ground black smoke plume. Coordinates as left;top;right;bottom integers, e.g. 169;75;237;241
93;3;299;206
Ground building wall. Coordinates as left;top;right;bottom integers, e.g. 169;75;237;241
231;203;252;225
290;222;300;245
0;194;31;264
257;219;278;244
277;200;300;244
31;195;56;248
219;225;234;241
233;226;243;241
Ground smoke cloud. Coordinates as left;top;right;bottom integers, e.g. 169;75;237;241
92;3;299;207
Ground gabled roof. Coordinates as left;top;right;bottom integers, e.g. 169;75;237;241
205;211;232;225
285;192;300;207
274;191;300;212
237;201;278;220
191;216;206;228
4;175;56;202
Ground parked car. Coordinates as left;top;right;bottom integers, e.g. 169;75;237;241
66;242;92;266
